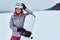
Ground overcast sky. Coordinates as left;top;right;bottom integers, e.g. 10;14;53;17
0;0;60;11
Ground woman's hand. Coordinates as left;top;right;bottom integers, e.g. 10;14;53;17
22;3;27;10
17;28;26;32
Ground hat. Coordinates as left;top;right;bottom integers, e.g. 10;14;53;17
15;3;23;8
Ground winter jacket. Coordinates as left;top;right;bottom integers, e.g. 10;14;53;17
10;9;35;37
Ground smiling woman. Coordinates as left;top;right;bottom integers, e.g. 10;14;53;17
9;3;36;40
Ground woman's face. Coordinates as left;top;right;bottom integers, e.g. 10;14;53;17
15;8;22;14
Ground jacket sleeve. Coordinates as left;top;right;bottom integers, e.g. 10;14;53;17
10;16;18;32
25;8;36;17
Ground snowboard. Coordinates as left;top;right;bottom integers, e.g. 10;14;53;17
21;15;36;40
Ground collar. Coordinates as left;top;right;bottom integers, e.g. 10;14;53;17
14;12;22;17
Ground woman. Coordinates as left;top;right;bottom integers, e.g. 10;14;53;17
10;3;35;40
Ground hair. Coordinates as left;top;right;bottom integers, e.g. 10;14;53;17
15;8;23;13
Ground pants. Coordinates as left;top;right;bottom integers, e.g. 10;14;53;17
10;36;21;40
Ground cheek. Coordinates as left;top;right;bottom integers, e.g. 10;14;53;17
16;10;21;13
19;10;21;13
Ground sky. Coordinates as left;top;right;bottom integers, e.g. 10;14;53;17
0;0;60;11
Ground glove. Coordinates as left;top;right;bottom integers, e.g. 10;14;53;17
17;28;26;32
22;3;27;10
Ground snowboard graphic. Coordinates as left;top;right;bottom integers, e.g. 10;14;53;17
21;15;36;40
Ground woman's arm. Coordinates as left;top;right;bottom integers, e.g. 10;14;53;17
10;16;18;32
25;8;36;17
10;16;26;32
22;3;36;18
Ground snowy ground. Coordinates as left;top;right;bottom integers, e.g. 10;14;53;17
0;11;60;40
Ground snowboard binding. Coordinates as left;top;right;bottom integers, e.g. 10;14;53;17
21;30;33;39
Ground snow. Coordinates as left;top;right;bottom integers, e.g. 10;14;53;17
0;13;12;40
0;11;60;40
